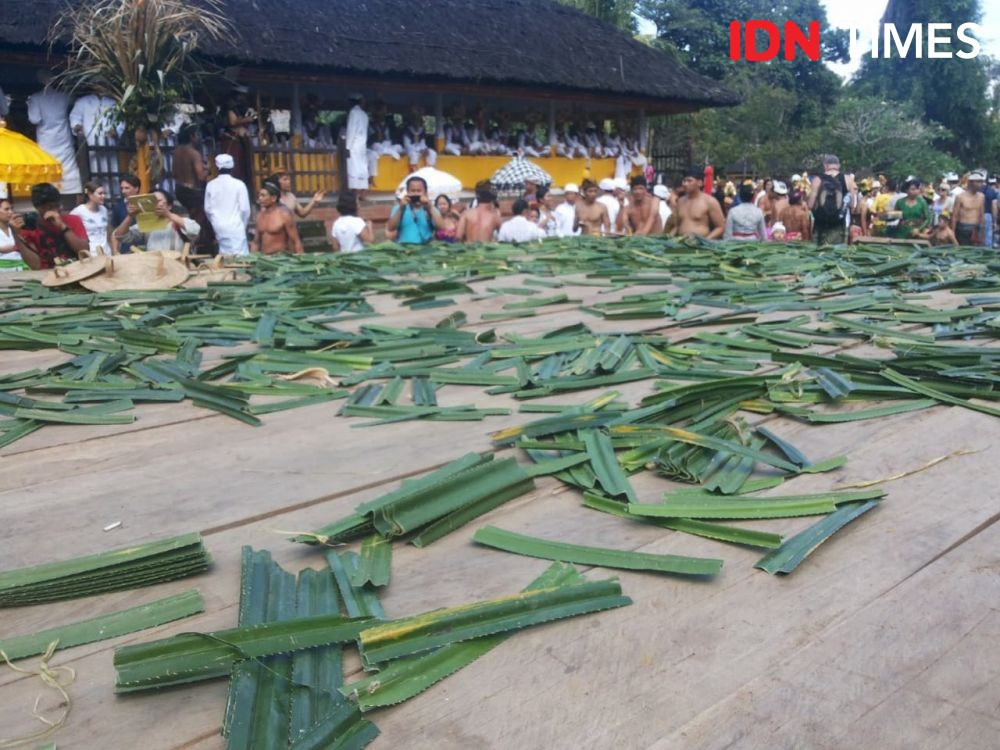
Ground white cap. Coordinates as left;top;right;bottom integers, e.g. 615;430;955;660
969;170;986;181
653;184;669;199
215;154;235;170
598;178;614;192
772;221;786;232
613;178;628;191
791;174;801;182
563;183;579;194
945;172;959;182
773;181;788;195
871;180;881;188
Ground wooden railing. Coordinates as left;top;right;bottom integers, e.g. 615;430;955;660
250;145;340;196
78;140;339;200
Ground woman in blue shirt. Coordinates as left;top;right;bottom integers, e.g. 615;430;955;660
386;176;444;244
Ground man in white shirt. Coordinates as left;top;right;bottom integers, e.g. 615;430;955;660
498;199;546;243
653;184;671;230
27;74;82;194
204;154;250;255
553;183;580;237
597;178;619;230
70;93;121;179
345;94;370;192
944;172;961;199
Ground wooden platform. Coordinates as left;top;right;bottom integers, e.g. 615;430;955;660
0;270;998;750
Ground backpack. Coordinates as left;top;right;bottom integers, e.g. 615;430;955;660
814;173;848;226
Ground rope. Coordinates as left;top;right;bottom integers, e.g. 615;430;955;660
0;641;76;748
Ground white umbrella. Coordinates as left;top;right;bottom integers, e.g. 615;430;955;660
395;167;462;201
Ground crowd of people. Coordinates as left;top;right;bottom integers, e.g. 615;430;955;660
694;158;999;249
0;77;1000;268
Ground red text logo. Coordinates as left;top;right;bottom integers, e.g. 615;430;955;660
729;21;821;61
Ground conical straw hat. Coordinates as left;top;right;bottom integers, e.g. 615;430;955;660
79;253;189;292
41;253;106;287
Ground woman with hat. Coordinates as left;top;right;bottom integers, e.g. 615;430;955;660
204;154;251;256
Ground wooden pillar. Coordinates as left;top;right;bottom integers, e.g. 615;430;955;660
434;93;444;154
291;82;302;140
638;108;648;153
548;101;557;157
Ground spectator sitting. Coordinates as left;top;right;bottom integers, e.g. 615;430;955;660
497;199;546;243
331;191;374;253
19;183;89;268
118;190;200;254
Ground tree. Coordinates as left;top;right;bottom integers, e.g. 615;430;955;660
558;0;637;33
51;0;233;190
851;0;990;164
824;95;960;178
638;0;849;168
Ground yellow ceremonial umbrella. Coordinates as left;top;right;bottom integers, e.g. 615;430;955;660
0;125;62;195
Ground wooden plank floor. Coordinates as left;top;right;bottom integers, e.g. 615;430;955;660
0;270;997;750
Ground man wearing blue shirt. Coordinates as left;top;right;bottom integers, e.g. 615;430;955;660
386;176;444;244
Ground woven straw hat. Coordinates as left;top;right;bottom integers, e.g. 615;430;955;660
79;253;189;292
41;253;106;287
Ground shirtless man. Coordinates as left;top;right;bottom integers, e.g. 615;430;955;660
672;169;724;239
951;171;986;246
457;181;502;242
574;179;610;236
252;182;302;255
171;125;214;252
616;176;662;235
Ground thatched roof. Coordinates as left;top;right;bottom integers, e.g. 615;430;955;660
0;0;737;111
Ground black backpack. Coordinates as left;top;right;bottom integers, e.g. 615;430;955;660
814;173;848;226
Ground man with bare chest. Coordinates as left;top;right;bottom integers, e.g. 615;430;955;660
672;170;724;239
171;126;213;252
252;182;302;255
951;171;986;246
574;179;610;236
616;176;662;235
457;181;503;242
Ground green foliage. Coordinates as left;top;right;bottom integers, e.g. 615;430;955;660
851;0;991;164
823;95;961;177
51;0;233;133
640;0;992;174
558;0;638;33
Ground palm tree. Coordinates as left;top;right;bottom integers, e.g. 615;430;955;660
51;0;234;191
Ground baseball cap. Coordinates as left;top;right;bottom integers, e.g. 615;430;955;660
563;183;579;194
598;178;614;192
773;181;788;195
653;184;669;199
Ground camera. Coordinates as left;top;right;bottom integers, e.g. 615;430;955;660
21;212;38;231
409;195;422;205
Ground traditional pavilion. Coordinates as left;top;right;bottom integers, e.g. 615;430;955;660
0;0;737;194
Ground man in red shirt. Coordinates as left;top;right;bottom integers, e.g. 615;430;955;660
20;183;89;268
